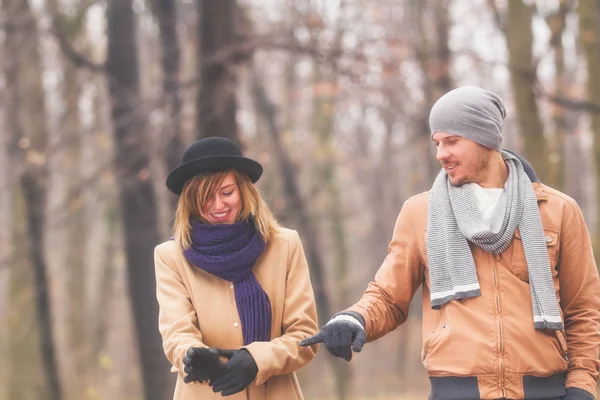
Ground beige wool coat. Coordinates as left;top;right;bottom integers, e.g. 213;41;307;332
154;228;319;400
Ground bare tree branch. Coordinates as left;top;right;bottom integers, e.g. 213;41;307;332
486;0;504;32
45;1;104;72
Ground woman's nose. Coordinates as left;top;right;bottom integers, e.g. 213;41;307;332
213;195;224;210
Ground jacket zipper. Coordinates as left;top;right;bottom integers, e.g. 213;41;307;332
492;253;506;398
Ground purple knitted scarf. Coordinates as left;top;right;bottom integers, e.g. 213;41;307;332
183;218;271;345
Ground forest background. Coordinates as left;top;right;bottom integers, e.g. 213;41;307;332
1;0;600;399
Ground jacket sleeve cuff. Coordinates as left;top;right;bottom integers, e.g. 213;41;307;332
566;370;597;400
243;341;274;385
335;310;365;328
332;311;365;328
565;387;595;400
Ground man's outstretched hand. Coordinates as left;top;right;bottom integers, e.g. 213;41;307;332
300;315;366;361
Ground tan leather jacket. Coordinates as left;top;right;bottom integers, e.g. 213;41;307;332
348;183;600;399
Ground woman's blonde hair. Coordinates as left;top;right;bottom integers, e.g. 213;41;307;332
173;169;280;249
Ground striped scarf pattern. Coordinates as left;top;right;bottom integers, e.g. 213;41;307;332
426;151;563;330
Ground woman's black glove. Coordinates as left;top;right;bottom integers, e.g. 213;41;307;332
182;347;226;384
299;312;366;361
209;349;258;396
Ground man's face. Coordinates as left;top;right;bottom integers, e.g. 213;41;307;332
432;132;491;186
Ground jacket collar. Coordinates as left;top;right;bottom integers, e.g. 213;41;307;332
533;182;548;202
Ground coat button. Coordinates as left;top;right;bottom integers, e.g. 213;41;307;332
233;322;239;327
545;235;553;243
229;284;234;289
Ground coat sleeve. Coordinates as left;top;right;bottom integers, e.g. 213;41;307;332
243;230;319;385
346;201;425;341
558;199;600;397
155;243;206;377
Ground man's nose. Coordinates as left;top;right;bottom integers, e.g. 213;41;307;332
436;145;448;161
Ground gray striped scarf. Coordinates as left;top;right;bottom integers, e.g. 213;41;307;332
426;151;563;330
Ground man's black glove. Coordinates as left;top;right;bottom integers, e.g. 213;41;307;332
209;349;258;396
299;312;366;362
182;347;226;384
563;388;595;400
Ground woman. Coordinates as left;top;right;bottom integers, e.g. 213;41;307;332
154;137;319;400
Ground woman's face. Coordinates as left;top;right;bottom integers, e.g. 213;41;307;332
199;172;242;225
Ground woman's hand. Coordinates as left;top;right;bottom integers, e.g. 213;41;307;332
209;349;258;396
182;347;226;384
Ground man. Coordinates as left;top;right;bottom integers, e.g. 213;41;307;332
301;86;600;400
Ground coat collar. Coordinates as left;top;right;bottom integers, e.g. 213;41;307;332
533;182;548;202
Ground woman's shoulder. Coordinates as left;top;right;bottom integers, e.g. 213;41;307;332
154;239;181;262
271;226;301;245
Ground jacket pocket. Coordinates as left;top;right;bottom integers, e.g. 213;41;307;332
422;308;446;362
555;329;569;366
510;228;559;282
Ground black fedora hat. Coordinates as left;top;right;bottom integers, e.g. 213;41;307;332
166;137;263;195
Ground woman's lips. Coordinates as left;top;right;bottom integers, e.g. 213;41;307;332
210;210;230;221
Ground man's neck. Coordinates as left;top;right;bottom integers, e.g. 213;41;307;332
478;152;508;189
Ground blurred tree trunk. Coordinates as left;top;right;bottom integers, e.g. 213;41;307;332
250;65;332;323
311;0;350;313
154;0;184;199
90;203;119;357
314;92;350;310
250;62;357;400
276;26;300;224
546;1;570;191
78;76;135;398
81;78;119;394
274;16;324;303
379;103;415;382
412;0;452;187
0;32;11;400
578;0;600;259
506;0;555;185
196;0;239;141
7;192;45;400
73;76;115;397
105;1;172;399
2;1;62;399
312;54;351;400
407;0;453;379
61;63;87;400
43;2;92;397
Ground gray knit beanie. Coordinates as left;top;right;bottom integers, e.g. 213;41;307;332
429;86;506;151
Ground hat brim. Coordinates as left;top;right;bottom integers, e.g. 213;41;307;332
166;155;263;195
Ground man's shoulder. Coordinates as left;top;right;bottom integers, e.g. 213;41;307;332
538;183;577;207
536;183;581;230
403;191;430;211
